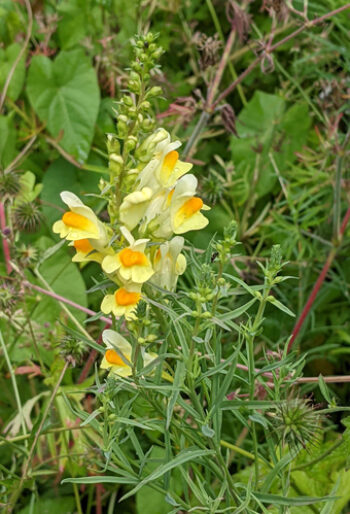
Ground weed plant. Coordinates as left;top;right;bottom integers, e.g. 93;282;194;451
0;1;350;513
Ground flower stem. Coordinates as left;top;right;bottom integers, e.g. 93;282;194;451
5;361;69;513
0;330;27;438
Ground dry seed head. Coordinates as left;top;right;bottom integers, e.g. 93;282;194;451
0;171;21;198
13;202;42;233
59;335;86;367
271;396;321;452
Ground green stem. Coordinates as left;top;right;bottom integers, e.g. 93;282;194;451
72;483;83;514
0;331;27;439
6;361;69;513
246;280;271;487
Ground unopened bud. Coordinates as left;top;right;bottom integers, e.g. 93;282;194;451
106;133;120;154
140;100;151;111
146;86;162;98
122;96;133;107
128;106;137;119
135;128;168;162
141;119;155;132
109;154;123;175
128;80;140;94
125;136;137;152
117;120;128;138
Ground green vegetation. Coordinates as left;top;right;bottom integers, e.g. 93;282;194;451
1;0;350;512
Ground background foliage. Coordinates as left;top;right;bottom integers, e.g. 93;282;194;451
1;0;350;512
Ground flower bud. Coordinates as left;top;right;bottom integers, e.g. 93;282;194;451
131;61;142;72
106;133;120;155
122;96;133;107
109;154;123;175
145;33;155;43
128;80;140;94
146;86;162;99
124;136;137;152
117;119;128;138
141;119;155;132
130;71;140;81
140;100;151;111
135;128;168;162
152;48;163;59
128;106;137;119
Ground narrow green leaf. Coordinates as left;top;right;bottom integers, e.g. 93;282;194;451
120;448;215;501
62;475;138;485
166;361;185;429
267;297;295;317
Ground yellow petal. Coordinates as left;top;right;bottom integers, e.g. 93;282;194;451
102;255;120;274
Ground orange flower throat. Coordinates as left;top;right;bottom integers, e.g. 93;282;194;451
115;288;141;306
74;239;94;253
62;211;96;233
119;248;147;267
105;349;128;367
162;150;179;175
180;197;203;218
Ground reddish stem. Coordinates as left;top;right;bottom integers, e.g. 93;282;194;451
212;3;350;109
77;323;110;384
0;202;11;274
287;205;350;353
23;281;112;326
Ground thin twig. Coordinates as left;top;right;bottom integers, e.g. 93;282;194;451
0;0;33;113
0;203;11;274
23;281;112;326
206;27;237;108
287;205;350;353
5;362;69;513
212;3;350;109
77;322;110;384
45;136;83;168
0;331;27;438
5;136;37;173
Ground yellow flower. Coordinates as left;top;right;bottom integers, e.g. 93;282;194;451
53;191;109;245
135;128;170;163
152;236;187;291
170;174;210;234
120;187;153;231
138;131;192;191
101;284;142;320
102;227;154;284
69;239;105;264
100;329;157;378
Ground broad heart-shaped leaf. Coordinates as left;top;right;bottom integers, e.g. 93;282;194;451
27;49;100;163
231;91;311;199
0;43;26;100
57;0;103;50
